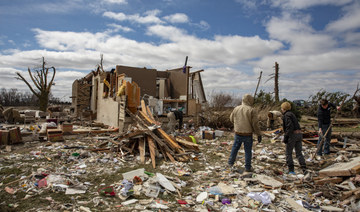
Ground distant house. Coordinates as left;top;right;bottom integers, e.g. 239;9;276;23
71;65;207;131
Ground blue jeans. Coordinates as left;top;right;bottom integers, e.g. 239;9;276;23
228;134;253;170
317;124;331;155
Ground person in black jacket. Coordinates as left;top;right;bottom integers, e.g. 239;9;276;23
317;99;338;156
281;102;307;175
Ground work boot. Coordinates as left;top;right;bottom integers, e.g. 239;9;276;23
244;168;254;173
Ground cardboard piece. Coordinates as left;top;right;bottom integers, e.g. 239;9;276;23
202;130;215;140
255;174;283;188
47;129;64;142
61;123;73;134
9;127;22;144
0;130;9;145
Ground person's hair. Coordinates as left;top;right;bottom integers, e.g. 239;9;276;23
281;102;291;111
320;99;328;106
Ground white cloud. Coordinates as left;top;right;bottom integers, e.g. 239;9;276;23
344;32;360;45
163;13;189;23
103;10;164;24
107;23;133;32
102;0;127;4
270;0;353;10
326;2;360;32
235;0;257;9
147;24;283;65
33;28;110;51
103;11;127;21
266;13;336;54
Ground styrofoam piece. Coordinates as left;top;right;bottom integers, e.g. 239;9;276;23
122;199;138;206
145;185;161;198
156;173;176;192
196;191;208;203
122;168;145;180
215;130;224;137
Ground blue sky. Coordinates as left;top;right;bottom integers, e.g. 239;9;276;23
1;0;360;102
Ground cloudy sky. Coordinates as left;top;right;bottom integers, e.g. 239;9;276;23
1;0;360;102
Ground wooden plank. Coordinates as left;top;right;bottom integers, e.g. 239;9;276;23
138;138;145;163
166;152;176;163
176;138;200;151
146;106;160;124
157;128;184;153
314;177;343;185
341;188;360;201
141;99;147;114
117;130;145;141
139;110;154;125
286;197;311;212
320;206;344;212
302;139;316;146
147;136;157;169
330;138;338;144
319;156;360;177
129;140;137;153
340;190;360;206
350;164;360;175
158;145;168;162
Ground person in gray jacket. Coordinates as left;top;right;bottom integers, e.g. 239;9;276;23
281;102;307;175
228;94;262;173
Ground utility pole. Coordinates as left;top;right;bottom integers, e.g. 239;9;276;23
274;62;279;102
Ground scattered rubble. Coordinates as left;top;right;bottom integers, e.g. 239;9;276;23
1;110;360;211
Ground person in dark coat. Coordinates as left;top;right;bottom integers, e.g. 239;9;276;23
281;102;307;175
317;99;338;156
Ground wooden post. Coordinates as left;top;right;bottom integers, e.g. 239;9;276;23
254;71;262;98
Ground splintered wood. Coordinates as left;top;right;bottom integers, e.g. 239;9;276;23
319;156;360;177
105;101;199;168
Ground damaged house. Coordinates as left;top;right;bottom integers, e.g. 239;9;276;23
71;65;207;131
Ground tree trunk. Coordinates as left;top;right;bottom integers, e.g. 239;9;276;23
274;62;279;102
39;92;49;112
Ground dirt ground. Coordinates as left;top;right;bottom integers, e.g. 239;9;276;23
0;117;359;211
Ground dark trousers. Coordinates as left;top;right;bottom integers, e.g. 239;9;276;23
286;133;306;172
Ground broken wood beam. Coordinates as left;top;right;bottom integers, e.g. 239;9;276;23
314;177;343;185
319;156;360;177
341;188;360;201
302;139;316;146
139;138;145;163
147;136;157;169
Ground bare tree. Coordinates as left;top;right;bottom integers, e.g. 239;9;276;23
16;57;56;111
265;62;280;102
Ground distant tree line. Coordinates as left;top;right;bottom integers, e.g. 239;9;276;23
0;88;70;107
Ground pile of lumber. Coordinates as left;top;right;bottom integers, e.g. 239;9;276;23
316;156;360;205
96;100;199;168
